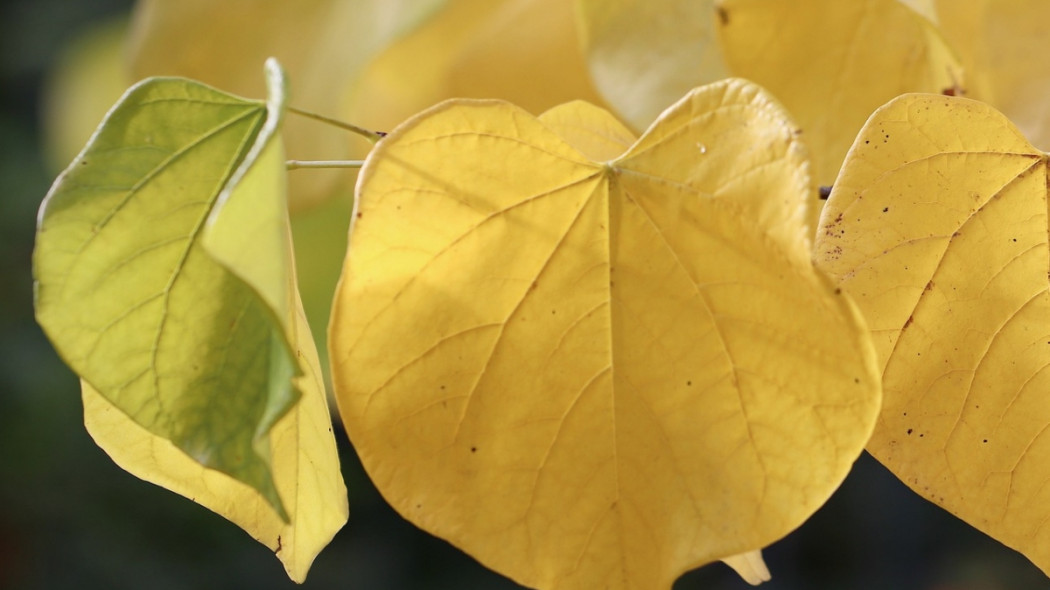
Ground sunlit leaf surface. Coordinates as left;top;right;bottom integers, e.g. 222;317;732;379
330;79;880;589
814;93;1050;574
34;60;347;579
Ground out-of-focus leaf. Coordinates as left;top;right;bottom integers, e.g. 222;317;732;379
346;0;607;136
41;17;130;171
897;0;937;22
934;0;1050;149
330;80;880;589
814;93;1050;575
578;0;728;130
344;0;504;134
34;61;347;577
448;0;606;115
715;0;962;188
127;0;445;210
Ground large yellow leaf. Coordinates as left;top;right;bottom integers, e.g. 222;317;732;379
933;0;1050;149
330;79;880;589
814;93;1050;574
716;0;962;188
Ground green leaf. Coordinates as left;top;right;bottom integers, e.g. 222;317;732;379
34;59;299;519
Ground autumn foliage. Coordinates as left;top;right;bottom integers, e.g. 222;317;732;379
33;0;1050;587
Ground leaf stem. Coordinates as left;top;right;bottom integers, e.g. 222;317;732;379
286;160;366;170
287;105;386;143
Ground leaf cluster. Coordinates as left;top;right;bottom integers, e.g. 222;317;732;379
33;0;1050;587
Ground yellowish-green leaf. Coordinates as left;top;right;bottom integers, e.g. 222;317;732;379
128;0;445;209
578;0;728;130
37;61;300;521
933;0;1050;149
82;291;347;581
814;93;1050;574
715;0;963;188
330;79;880;589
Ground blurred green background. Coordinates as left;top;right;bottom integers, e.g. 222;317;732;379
1;2;1048;589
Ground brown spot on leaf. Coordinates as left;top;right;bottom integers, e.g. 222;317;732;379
717;5;729;25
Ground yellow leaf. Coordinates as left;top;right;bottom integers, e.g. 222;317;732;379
814;93;1050;574
344;0;509;132
346;0;607;134
330;80;880;589
934;0;1050;149
897;0;938;22
578;0;729;130
83;293;347;582
449;0;606;116
721;550;772;586
715;0;962;188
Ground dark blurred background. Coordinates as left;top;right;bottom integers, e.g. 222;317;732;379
1;2;1047;589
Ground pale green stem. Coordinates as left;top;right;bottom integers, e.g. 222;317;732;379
287;105;385;143
286;160;366;170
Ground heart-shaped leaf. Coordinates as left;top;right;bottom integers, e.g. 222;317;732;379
330;79;881;589
814;93;1050;574
33;59;347;579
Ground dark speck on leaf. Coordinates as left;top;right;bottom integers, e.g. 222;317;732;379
907;429;913;435
717;5;729;25
983;439;988;443
470;446;477;453
819;185;832;200
882;207;889;213
686;380;692;386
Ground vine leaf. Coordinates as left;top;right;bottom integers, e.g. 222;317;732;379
329;79;881;589
33;59;347;580
814;93;1050;574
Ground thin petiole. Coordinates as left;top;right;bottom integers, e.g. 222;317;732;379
287;159;366;170
287;105;386;143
